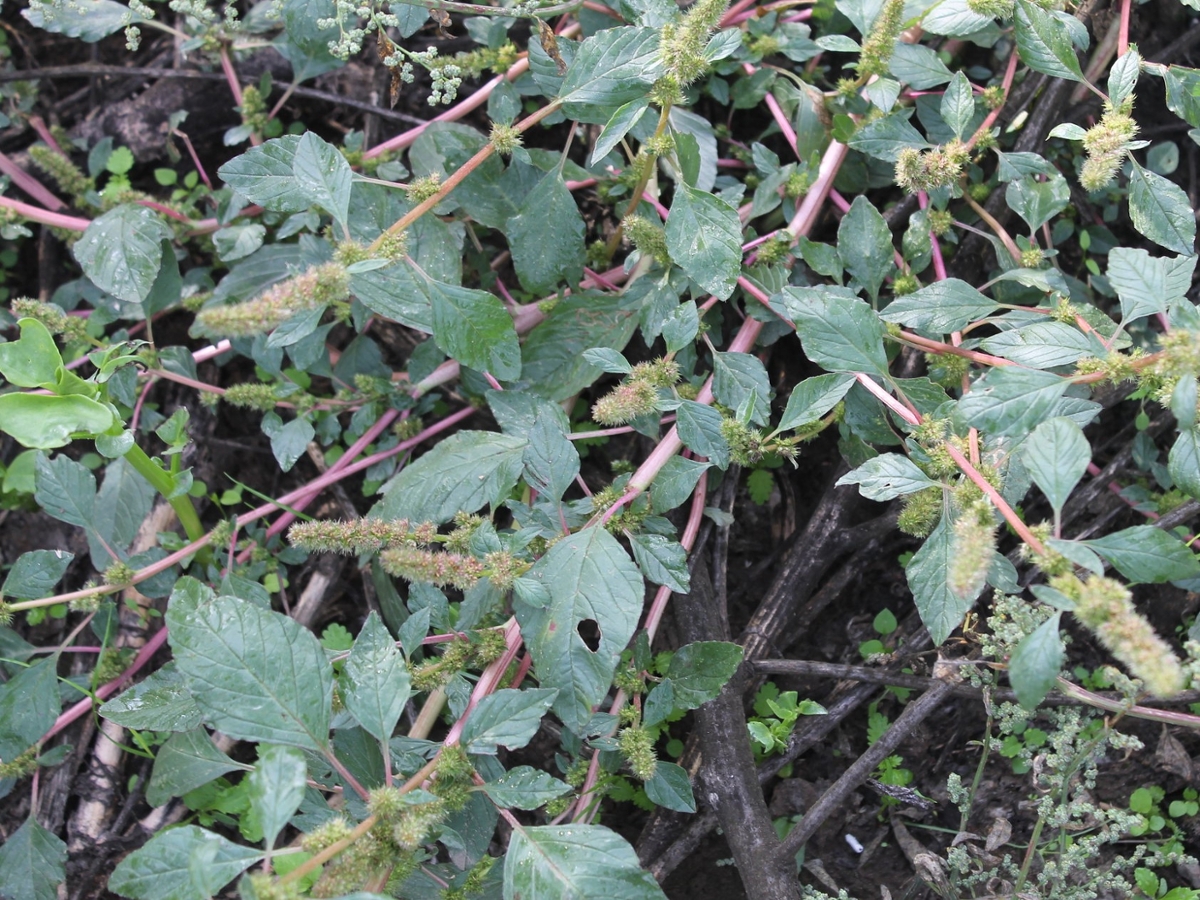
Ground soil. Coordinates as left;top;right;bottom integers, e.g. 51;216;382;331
4;2;1200;899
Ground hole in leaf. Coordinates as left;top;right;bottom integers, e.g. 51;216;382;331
577;618;601;652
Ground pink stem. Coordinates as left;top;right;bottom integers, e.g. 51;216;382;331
0;195;90;231
0;150;66;211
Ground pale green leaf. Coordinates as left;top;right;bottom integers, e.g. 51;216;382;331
292;131;352;231
1106;247;1196;324
675;400;731;468
1170;428;1200;500
2;549;73;600
558;27;664;123
629;534;690;592
425;279;522;381
100;663;203;733
667;641;743;707
940;72;975;141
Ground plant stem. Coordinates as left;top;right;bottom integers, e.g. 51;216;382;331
120;442;206;543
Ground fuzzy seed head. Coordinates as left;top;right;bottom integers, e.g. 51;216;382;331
592;379;659;426
194;263;349;338
618;726;658;781
288;518;421;555
489;121;523;156
1074;575;1186;697
379;546;485;589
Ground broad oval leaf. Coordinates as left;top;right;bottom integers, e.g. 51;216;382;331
0;393;115;450
957;367;1069;437
461;687;558;754
341;611;411;742
1128;159;1196;255
217;136;308;212
166;594;333;751
503;824;666;900
558;27;664;123
879;279;998;335
908;517;977;645
425;279;522;381
376;431;527;524
1022;417;1090;513
837;454;939;501
108;825;262;900
1082;526;1200;583
1009;612;1064;710
73;204;173;305
508;172;586;295
664;183;742;300
516;528;645;734
781;288;889;378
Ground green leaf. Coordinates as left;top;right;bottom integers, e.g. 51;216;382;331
1170;428;1200;500
461;687;558;754
908;517;975;645
523;410;581;503
643;679;675;728
218;136;309;212
1108;48;1142;108
291;131;352;231
889;43;953;89
940;72;975;141
350;260;431;334
480;766;571;810
260;412;315;474
1022;417;1090;513
0;318;62;387
879;279;999;335
629;534;690;592
661;300;700;354
108;825;262;900
145;728;247;809
425;279;522;381
979;322;1097;369
781;288;889;377
590;98;650;166
846;112;930;162
1005;172;1071;232
1009;612;1063;710
34;453;96;529
0;816;66;900
776;373;855;432
376;431;527;524
100;663;203;733
649;456;709;514
1128;158;1196;255
2;549;73;599
1013;0;1085;83
643;761;696;812
1106;247;1196;324
0;658;59;763
341;611;411;742
213;223;267;263
664;183;742;300
582;348;632;374
1082;526;1200;583
558;27;664;123
837;196;894;303
166;594;333;751
956;367;1069;437
507;172;586;295
73;204;173;304
516;529;644;734
503;824;666;900
837;453;939;501
0;393;115;450
675;400;731;468
522;292;639;402
711;352;772;426
247;744;308;848
22;0;143;41
667;641;743;708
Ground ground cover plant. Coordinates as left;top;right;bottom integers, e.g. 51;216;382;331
4;0;1200;896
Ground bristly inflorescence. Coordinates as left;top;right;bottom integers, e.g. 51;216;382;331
194;262;350;337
